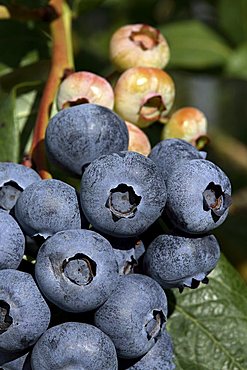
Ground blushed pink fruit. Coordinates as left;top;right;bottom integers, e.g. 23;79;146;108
57;71;114;110
126;121;151;156
161;107;209;149
109;23;170;71
114;67;175;128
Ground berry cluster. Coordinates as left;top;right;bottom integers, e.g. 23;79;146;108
55;23;208;151
0;24;232;369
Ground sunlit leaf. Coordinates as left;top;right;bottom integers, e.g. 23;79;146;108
167;254;247;370
160;20;231;69
0;61;49;162
224;43;247;79
218;0;247;46
0;60;49;91
0;88;18;162
15;83;43;158
0;82;43;163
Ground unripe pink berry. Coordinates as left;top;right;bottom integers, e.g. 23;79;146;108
161;107;209;149
126;121;151;156
109;24;170;71
57;71;114;110
114;67;175;128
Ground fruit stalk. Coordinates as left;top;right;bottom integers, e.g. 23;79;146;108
27;0;74;179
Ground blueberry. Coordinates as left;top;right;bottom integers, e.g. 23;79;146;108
0;162;41;212
14;179;82;239
143;233;221;290
31;322;118;369
0;269;50;362
125;328;175;370
0;210;25;270
164;159;232;233
80;151;167;237
45;103;129;176
94;273;168;359
35;229;119;312
149;138;206;183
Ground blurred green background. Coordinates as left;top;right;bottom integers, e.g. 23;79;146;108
0;0;247;280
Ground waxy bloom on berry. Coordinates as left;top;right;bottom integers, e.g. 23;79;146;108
114;67;175;128
57;71;114;110
161;107;208;149
110;23;170;71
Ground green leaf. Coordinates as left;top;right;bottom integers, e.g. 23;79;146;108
0;60;49;92
0;82;43;163
167;254;247;370
0;89;19;162
0;19;49;70
224;42;247;79
0;61;49;161
160;20;231;70
15;83;43;158
218;0;247;46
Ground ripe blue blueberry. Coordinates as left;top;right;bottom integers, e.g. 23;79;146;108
164;159;232;233
94;273;168;359
14;179;83;239
0;210;25;270
143;233;221;291
149;138;206;183
31;322;118;369
80;151;167;237
35;229;119;312
125;328;175;370
0;162;41;212
45;103;129;176
0;269;50;362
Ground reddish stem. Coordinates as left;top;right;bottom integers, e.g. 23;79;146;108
27;0;73;179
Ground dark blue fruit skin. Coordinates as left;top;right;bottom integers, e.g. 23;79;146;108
164;159;232;234
148;138;206;183
80;151;167;237
31;322;118;370
0;269;50;359
143;234;220;289
14;179;82;238
45;103;129;176
126;328;175;370
0;210;25;270
0;162;41;212
35;229;119;312
94;273;168;359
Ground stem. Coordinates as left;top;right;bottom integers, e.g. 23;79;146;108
28;0;74;179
